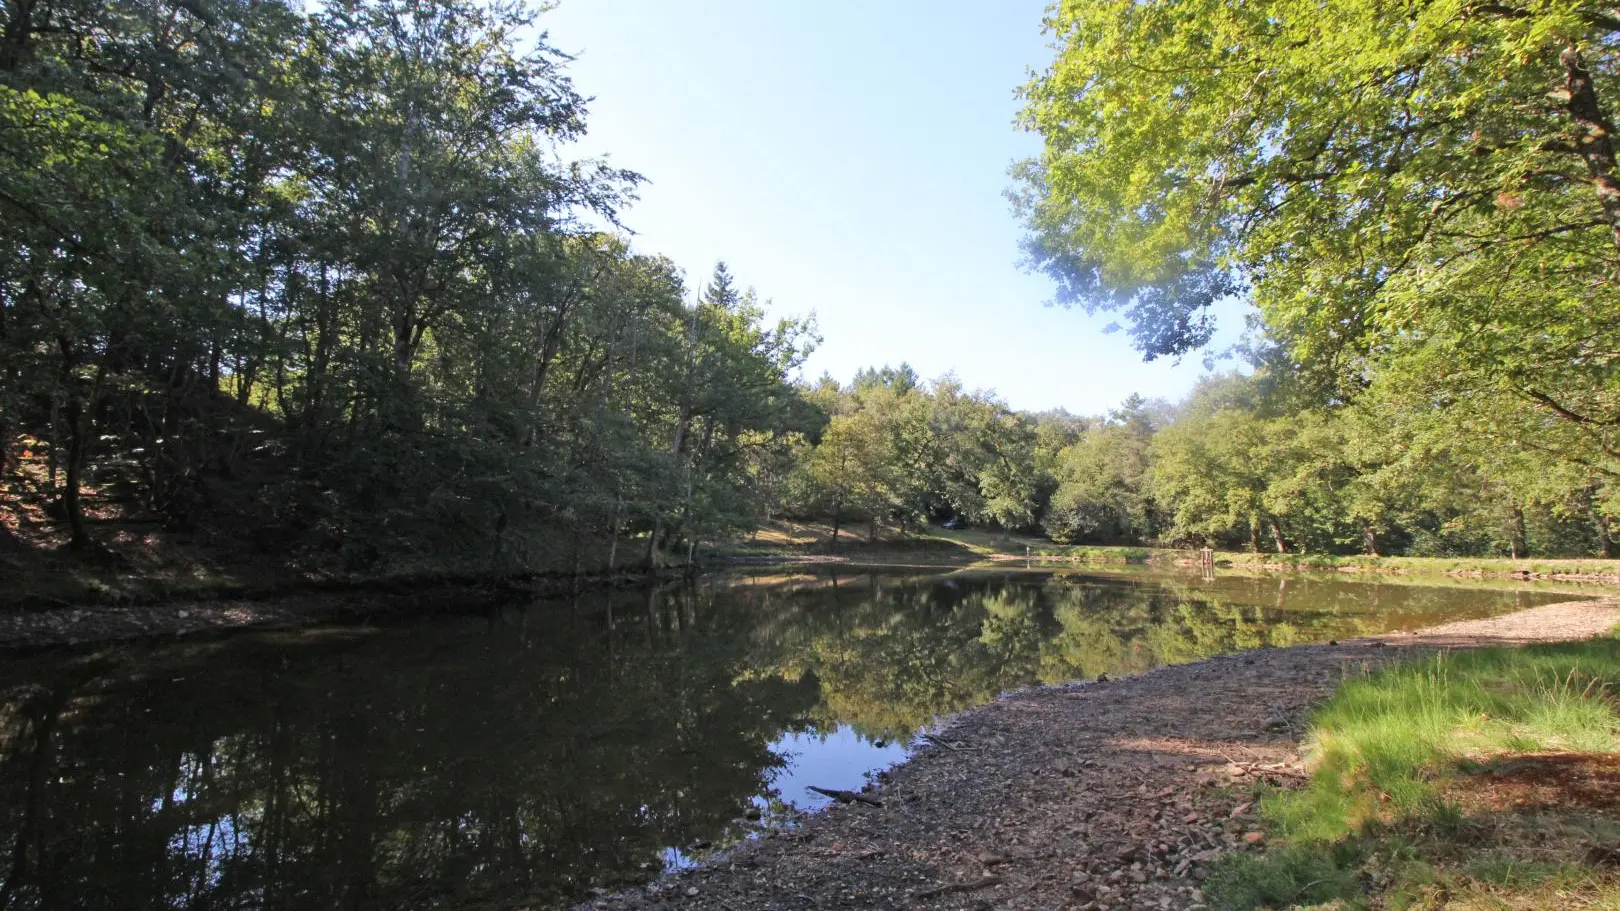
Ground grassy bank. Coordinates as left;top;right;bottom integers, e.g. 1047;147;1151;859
1219;551;1620;582
1210;635;1620;910
722;520;1165;565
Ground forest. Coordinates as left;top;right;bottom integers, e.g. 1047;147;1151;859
773;366;1614;557
0;0;818;578
1;0;1617;586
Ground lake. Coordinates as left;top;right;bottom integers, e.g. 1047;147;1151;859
0;567;1576;910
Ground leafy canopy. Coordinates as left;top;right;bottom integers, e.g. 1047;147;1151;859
1014;0;1620;475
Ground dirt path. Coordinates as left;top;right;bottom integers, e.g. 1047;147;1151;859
585;598;1620;911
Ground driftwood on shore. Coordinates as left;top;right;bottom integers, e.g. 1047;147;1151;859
914;874;1003;900
806;785;882;807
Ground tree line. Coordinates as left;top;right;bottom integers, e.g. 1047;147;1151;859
775;368;1615;558
0;0;815;574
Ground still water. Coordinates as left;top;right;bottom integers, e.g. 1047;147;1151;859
0;567;1576;909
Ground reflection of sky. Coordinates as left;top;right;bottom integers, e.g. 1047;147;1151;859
766;726;910;812
662;724;911;871
155;749;251;895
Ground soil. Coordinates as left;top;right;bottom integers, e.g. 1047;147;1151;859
1455;752;1620;814
581;599;1620;911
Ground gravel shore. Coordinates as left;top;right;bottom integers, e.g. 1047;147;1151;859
584;598;1620;911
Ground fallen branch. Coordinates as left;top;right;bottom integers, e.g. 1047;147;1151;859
916;875;1003;900
919;733;979;752
807;785;883;807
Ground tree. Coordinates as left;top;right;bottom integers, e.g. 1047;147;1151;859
1015;0;1620;482
1043;400;1158;544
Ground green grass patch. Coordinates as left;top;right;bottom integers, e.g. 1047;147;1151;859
1219;551;1620;581
1208;636;1620;910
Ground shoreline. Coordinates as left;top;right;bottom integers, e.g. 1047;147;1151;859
729;549;1620;585
580;598;1620;911
4;552;1616;652
0;566;688;652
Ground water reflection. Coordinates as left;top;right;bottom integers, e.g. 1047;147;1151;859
0;569;1573;909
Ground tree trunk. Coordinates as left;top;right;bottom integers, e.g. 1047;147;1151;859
1268;519;1287;554
644;519;663;570
1561;46;1620;257
1247;518;1261;553
607;494;623;569
61;397;89;552
1361;522;1380;557
1509;504;1528;560
0;282;11;476
46;399;58;489
0;0;39;73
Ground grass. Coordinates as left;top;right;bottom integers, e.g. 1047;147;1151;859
1219;551;1620;581
721;519;1170;565
1208;635;1620;910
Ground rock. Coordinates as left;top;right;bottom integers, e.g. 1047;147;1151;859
685;886;699;897
1229;803;1251;818
1242;831;1266;846
1071;885;1096;903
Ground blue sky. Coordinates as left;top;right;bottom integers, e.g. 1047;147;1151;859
542;1;1243;415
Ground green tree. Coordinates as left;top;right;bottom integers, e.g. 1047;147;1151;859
1015;0;1620;483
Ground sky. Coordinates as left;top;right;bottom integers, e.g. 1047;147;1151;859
541;1;1245;415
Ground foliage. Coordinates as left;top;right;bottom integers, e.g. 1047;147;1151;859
1014;0;1620;506
784;369;1042;541
781;369;1616;558
0;0;815;574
